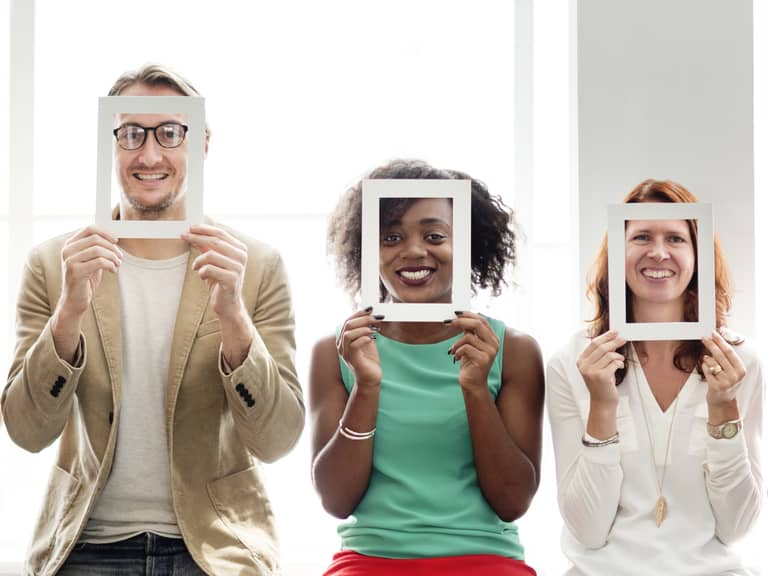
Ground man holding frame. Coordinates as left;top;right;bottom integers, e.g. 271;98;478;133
1;64;303;576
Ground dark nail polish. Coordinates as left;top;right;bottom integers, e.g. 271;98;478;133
452;356;457;364
443;319;453;324
454;310;464;316
370;334;377;340
447;348;453;355
373;314;385;320
370;325;380;332
364;306;373;313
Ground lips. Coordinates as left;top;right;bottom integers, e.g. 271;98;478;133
396;266;435;286
132;172;169;181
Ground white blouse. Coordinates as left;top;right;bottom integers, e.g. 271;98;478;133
547;332;764;576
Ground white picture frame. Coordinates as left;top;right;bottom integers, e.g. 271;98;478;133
95;96;205;238
361;179;471;322
608;202;715;341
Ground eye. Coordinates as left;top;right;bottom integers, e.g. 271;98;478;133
668;235;686;244
425;232;448;243
381;233;401;245
631;233;650;242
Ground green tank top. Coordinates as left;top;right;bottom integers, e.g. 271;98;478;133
337;316;525;559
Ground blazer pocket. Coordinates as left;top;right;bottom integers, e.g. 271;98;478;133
28;465;81;571
207;466;278;571
615;396;639;453
196;319;222;338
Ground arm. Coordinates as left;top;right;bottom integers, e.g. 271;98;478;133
185;224;305;463
2;227;121;451
309;310;384;518
701;332;764;543
546;337;625;549
450;314;544;522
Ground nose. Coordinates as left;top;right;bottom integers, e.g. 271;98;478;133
400;237;428;259
647;237;670;261
137;134;164;165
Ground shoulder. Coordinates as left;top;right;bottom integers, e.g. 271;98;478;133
312;334;338;360
205;217;282;265
548;329;592;370
501;325;542;360
24;230;75;274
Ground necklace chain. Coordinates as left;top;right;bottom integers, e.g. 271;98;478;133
631;345;686;527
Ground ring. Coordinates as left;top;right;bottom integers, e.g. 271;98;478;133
709;364;723;376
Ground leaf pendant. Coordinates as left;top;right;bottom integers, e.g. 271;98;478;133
654;496;668;527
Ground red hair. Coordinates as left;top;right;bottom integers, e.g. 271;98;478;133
586;179;733;384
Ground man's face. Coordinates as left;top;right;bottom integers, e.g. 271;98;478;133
114;83;188;220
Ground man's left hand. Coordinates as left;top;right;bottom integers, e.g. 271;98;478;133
183;224;254;369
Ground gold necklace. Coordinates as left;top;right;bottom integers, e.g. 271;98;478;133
631;349;685;527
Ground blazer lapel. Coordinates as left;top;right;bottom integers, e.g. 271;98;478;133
165;246;210;419
91;268;122;409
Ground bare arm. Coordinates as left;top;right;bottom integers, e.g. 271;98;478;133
309;310;384;518
450;313;544;522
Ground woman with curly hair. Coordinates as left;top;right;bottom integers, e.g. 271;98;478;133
309;159;543;576
547;179;764;575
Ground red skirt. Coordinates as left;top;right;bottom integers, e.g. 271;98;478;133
323;550;537;576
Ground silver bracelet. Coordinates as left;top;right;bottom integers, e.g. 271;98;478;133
581;432;620;448
338;420;376;441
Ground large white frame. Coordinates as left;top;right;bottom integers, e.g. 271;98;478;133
608;202;715;340
361;179;471;322
95;96;205;238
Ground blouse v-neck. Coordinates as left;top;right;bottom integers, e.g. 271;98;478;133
629;344;697;416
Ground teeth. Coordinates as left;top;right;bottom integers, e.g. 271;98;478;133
400;269;432;280
643;269;673;279
135;173;167;180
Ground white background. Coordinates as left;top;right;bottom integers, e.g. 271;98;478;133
1;1;766;575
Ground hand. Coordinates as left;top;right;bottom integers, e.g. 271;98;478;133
448;312;499;392
183;224;249;322
52;225;121;363
576;331;626;406
702;330;746;407
336;308;384;389
57;226;122;319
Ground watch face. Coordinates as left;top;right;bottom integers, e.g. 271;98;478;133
722;422;738;439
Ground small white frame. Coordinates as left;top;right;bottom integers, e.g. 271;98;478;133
361;179;471;322
95;96;205;238
608;202;715;340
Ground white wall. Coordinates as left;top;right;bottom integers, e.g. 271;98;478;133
577;0;754;334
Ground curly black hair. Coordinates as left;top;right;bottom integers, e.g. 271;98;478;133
327;159;518;300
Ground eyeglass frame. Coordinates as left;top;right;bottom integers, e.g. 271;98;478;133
112;122;190;150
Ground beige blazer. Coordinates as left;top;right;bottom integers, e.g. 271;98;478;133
1;223;304;576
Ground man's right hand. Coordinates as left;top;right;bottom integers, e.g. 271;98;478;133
51;226;121;364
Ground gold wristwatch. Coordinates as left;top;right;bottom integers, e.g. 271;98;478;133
707;418;743;440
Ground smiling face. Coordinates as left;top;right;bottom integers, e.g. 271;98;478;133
625;219;696;321
379;197;453;304
114;83;188;221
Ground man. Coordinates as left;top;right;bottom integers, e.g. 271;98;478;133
1;64;304;575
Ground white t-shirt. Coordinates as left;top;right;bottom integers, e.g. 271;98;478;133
82;249;189;542
547;331;764;576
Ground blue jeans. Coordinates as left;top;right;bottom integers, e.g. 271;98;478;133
57;532;207;575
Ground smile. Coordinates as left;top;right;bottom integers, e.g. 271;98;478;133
133;173;169;181
642;268;674;279
396;267;435;286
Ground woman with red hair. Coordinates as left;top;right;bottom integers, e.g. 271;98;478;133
547;179;763;575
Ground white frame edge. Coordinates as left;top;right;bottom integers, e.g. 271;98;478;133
95;96;205;238
361;179;471;322
608;202;715;341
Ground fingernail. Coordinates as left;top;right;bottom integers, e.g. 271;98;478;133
454;311;464;316
443;319;453;324
369;325;380;332
447;348;453;355
373;314;385;320
364;306;373;313
370;334;377;340
452;356;457;364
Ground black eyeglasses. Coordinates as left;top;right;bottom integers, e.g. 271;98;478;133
113;122;189;150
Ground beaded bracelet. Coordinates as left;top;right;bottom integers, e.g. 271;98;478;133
581;431;619;448
338;420;376;441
